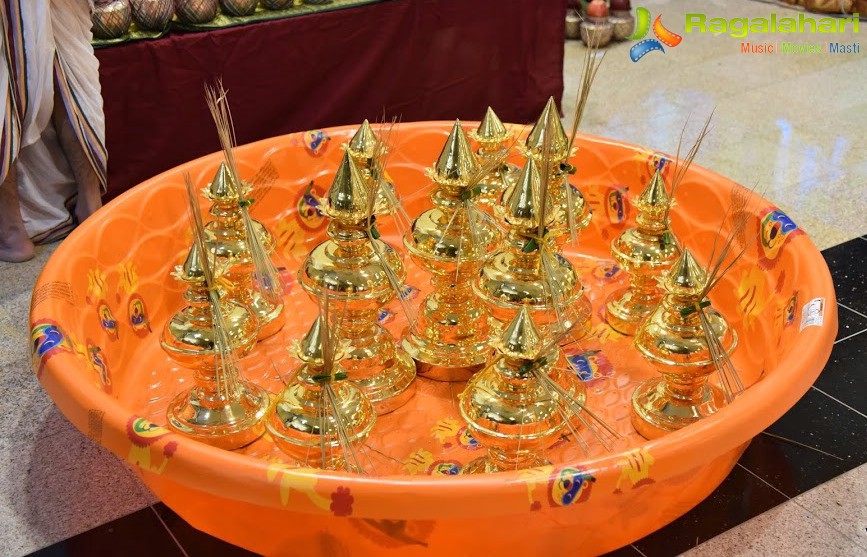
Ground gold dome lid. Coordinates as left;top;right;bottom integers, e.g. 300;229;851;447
428;120;480;185
664;249;707;298
346;119;379;159
525;97;569;159
505;157;546;229
470;106;510;144
327;152;370;222
496;305;543;361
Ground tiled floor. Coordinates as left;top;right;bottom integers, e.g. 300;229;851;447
2;0;866;555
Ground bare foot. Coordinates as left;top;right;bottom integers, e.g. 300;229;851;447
0;237;35;262
0;168;35;262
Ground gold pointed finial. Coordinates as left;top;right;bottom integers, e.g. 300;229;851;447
505;157;543;226
181;243;205;280
297;315;326;364
431;120;479;183
472;107;509;143
498;305;543;360
347;119;379;159
665;249;707;296
208;162;237;200
636;168;670;211
525;97;569;158
327;152;370;221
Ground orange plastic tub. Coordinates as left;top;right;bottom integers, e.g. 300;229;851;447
30;122;837;556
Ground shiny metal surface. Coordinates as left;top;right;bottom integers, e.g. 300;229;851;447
266;317;376;470
402;121;501;381
92;0;132;40
130;0;173;31
468;107;520;208
631;250;737;439
218;0;257;16
344;120;401;217
475;157;584;335
174;0;219;24
161;245;268;450
459;307;584;473
605;168;680;335
203;164;284;340
159;245;258;371
300;153;416;413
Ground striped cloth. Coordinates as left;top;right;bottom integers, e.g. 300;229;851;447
1;0;106;242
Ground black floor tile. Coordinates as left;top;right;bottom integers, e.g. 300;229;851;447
27;507;184;557
630;464;788;557
738;387;867;498
601;544;645;557
835;304;867;342
152;503;259;556
814;329;867;417
822;238;867;314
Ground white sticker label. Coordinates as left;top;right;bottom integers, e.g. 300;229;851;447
800;297;825;331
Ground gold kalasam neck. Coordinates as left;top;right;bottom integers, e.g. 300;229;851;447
525;97;570;160
326;152;371;222
664;249;707;298
346;119;379;160
495;306;543;361
470;107;511;144
428;120;480;185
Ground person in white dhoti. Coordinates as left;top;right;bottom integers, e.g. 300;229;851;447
0;0;107;262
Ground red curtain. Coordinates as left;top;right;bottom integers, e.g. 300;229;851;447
96;0;567;199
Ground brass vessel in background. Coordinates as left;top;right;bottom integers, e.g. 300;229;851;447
401;120;501;381
631;249;738;439
203;163;285;339
605;167;680;335
460;306;581;473
300;152;416;414
162;244;269;450
266;316;376;471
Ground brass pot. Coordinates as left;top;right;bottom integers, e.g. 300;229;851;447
174;0;219;24
92;0;132;40
580;20;614;48
220;0;258;16
565;11;581;40
131;0;174;31
261;0;293;9
610;13;635;41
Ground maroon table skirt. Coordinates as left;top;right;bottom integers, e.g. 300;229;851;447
96;0;567;200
